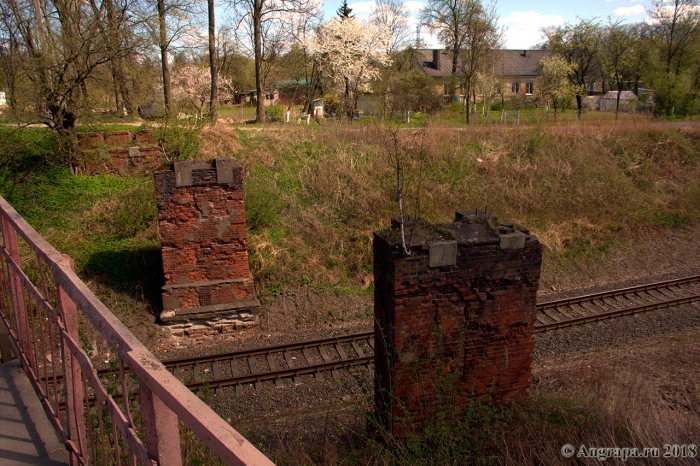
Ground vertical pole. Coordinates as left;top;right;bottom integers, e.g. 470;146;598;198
0;317;15;362
1;217;29;357
58;255;87;462
139;383;183;465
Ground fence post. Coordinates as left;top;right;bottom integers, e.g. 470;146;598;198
139;382;183;465
58;254;87;462
1;217;29;359
0;317;15;362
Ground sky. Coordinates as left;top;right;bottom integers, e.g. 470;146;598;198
322;0;651;49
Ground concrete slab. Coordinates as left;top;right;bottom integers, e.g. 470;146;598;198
428;241;458;267
0;360;69;465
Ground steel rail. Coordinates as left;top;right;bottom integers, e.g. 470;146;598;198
537;274;700;309
162;331;375;367
187;355;375;390
534;292;700;332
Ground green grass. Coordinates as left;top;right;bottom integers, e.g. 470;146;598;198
0;126;160;286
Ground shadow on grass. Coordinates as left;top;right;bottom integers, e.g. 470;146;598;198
84;245;164;319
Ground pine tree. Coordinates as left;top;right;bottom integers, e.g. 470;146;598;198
336;0;354;19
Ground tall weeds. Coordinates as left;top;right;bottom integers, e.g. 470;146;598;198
236;122;700;291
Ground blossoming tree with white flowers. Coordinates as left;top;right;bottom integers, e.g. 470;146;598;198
306;17;392;120
172;65;235;120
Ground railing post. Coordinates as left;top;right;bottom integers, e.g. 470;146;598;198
1;217;29;359
139;382;183;465
58;255;87;462
0;316;15;362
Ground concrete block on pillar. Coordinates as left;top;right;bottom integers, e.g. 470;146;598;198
428;241;457;267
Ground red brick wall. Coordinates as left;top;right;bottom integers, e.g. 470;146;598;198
79;129;161;175
374;211;542;436
154;159;259;334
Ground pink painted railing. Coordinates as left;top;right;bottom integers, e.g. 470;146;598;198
0;195;273;466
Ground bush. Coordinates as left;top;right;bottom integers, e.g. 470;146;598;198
490;101;509;111
155;118;201;160
265;105;285;122
244;166;287;231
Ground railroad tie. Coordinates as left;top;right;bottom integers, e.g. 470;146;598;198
248;357;263;392
319;345;339;379
230;359;243;395
303;347;322;381
284;351;302;385
335;343;348;360
212;361;221;395
266;354;283;388
194;363;202;397
351;341;364;358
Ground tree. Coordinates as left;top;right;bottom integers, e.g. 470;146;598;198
172;64;234;119
475;69;498;116
647;0;700;115
536;55;581;121
649;0;700;74
208;0;218;124
0;19;22;111
600;19;636;118
370;0;412;53
144;0;202;115
336;0;353;19
227;0;319;123
0;0;112;163
455;0;502;124
545;18;602;119
307;17;391;120
420;0;470;76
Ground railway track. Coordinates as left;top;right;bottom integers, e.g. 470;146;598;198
162;274;700;393
50;275;700;397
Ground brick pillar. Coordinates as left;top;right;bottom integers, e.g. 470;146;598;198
374;210;542;436
154;159;260;336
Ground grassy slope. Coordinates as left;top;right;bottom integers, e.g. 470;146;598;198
238;121;700;294
2;119;700;298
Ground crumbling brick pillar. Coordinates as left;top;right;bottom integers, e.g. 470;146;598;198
154;159;260;336
374;210;542;436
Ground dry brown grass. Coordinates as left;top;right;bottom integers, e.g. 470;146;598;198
198;121;243;159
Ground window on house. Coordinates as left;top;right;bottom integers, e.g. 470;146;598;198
511;82;520;94
526;82;534;94
586;82;595;92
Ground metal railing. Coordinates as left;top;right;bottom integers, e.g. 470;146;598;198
0;195;273;466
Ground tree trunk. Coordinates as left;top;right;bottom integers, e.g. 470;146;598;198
105;0;132;117
116;65;133;116
576;94;582;119
465;79;472;125
344;76;353;121
208;0;218;125
157;0;171;114
112;66;123;116
253;0;265;123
